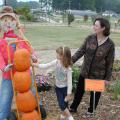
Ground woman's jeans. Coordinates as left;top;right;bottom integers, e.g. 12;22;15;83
0;79;13;120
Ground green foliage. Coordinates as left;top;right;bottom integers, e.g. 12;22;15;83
83;15;88;22
72;66;80;93
52;0;69;10
106;80;120;100
5;0;17;8
4;0;120;14
61;11;67;23
15;6;36;22
80;0;96;10
106;84;114;93
113;62;120;72
17;1;39;9
26;14;37;22
5;0;39;9
67;13;75;26
113;80;120;100
52;0;95;11
113;65;120;72
15;6;30;16
52;0;120;14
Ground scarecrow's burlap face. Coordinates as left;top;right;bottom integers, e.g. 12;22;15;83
0;15;17;32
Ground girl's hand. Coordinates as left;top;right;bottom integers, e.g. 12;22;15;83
65;94;72;102
31;54;38;63
32;63;39;68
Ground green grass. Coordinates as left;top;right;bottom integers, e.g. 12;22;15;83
0;24;119;50
24;25;120;50
25;26;91;50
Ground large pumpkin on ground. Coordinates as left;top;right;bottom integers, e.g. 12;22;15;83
14;49;31;71
13;71;32;93
22;110;41;120
16;90;37;112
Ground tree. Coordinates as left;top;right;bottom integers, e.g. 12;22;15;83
52;0;70;10
70;0;80;10
15;6;30;18
80;0;96;10
67;12;74;26
115;2;120;13
52;0;96;11
5;0;17;8
95;0;104;12
95;0;120;14
17;1;39;9
15;6;36;22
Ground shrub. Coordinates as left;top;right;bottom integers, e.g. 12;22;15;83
67;13;75;26
72;66;80;93
113;80;120;100
83;15;88;22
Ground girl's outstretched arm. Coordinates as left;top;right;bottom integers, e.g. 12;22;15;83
34;59;57;69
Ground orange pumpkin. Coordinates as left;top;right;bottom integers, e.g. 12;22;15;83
14;49;31;71
13;71;32;93
22;110;41;120
16;90;37;112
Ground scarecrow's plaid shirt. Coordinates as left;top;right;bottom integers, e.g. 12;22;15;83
72;34;115;81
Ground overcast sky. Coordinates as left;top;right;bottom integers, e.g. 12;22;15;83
0;0;39;5
17;0;39;2
0;0;3;5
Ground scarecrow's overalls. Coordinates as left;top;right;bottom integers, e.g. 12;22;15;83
0;29;36;120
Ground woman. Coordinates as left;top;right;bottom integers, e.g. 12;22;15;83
69;18;115;118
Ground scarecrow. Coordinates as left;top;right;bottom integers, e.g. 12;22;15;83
0;6;37;120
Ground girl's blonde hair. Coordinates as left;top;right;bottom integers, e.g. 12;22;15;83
56;46;72;68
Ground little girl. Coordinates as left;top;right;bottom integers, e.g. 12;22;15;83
34;46;74;120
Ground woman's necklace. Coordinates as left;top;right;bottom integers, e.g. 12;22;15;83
97;36;108;46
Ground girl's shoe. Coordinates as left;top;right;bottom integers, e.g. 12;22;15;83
66;116;74;120
82;112;94;118
60;114;66;120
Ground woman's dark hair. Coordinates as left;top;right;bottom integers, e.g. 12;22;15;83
94;18;110;36
56;46;72;68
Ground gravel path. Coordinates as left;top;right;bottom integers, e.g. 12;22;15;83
35;48;120;120
44;81;120;120
0;47;120;120
36;47;120;63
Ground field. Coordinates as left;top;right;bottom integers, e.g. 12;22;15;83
23;24;120;51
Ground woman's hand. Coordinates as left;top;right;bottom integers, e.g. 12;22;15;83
65;94;72;102
105;80;110;86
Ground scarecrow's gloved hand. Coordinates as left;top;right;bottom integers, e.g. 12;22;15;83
3;64;13;72
31;54;37;63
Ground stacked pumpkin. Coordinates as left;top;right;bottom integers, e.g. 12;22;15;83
13;49;40;120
